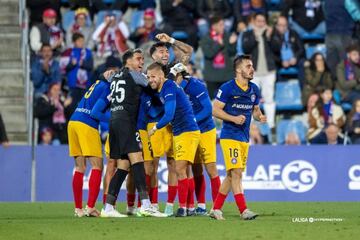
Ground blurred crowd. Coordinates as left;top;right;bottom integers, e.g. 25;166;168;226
26;0;360;146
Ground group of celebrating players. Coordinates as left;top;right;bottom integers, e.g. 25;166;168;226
67;33;267;220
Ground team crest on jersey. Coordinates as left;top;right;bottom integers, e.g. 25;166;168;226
231;158;237;164
251;94;256;103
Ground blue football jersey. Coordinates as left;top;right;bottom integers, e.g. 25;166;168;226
137;91;163;130
71;80;111;129
180;77;215;133
216;79;260;142
159;79;199;136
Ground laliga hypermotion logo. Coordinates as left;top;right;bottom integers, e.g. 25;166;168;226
282;160;318;193
242;160;318;193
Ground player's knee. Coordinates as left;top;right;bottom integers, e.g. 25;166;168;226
75;166;86;173
206;163;218;178
230;169;242;180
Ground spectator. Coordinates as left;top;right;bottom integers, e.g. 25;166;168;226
129;8;161;48
160;0;198;49
302;53;333;106
242;13;276;130
196;0;233;37
281;0;325;37
236;13;255;56
0;113;9;147
29;8;64;56
27;0;61;26
249;123;264;145
233;0;266;33
66;8;94;49
39;127;61;145
31;44;61;98
310;123;345;145
324;0;356;77
346;99;360;144
285;132;301;145
199;16;237;99
308;88;346;140
34;83;72;144
270;16;305;69
336;44;360;103
92;12;130;58
61;33;94;111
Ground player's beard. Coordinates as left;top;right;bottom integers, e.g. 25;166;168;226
241;70;253;81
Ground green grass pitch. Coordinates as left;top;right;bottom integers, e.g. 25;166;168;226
0;202;359;240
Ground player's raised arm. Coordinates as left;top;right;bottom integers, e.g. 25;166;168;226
252;105;267;123
156;33;193;64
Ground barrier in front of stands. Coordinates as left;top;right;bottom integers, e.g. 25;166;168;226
1;145;360;202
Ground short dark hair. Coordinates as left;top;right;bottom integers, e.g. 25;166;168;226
147;62;166;76
254;12;267;22
346;44;360;53
72;32;84;43
233;55;252;71
209;15;223;26
149;42;169;57
122;48;143;65
40;43;51;50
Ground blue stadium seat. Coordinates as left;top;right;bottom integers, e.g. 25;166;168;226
341;103;352;112
306;44;326;59
128;0;142;4
276;119;307;144
275;79;303;111
278;67;299;76
301;33;325;41
129;10;144;33
171;31;189;40
62;11;75;30
255;122;272;143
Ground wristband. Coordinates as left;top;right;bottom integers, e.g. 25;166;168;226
169;37;175;44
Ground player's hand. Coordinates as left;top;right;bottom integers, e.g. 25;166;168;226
233;115;246;125
170;62;187;75
103;70;116;81
156;33;173;43
259;115;267;123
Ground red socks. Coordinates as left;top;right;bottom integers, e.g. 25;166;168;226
234;193;247;213
187;177;195;209
127;193;135;207
72;171;84;209
210;176;221;203
87;169;102;208
167;185;177;203
178;178;189;208
194;175;206;204
213;192;227;210
150;187;158;204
